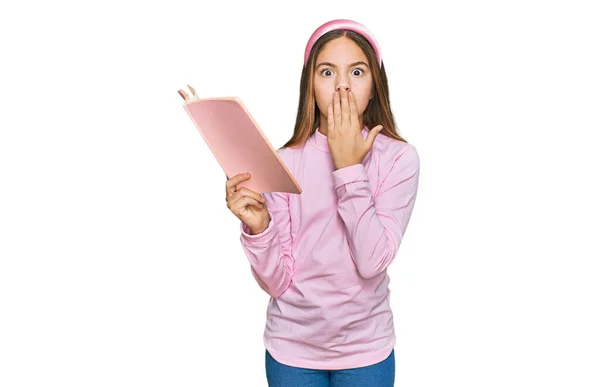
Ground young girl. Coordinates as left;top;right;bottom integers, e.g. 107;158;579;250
225;18;420;387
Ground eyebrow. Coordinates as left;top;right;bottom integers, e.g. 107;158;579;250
316;61;369;68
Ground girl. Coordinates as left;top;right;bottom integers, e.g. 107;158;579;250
225;18;420;387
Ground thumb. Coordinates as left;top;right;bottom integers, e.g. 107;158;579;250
366;125;383;147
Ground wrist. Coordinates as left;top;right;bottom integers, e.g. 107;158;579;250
250;215;271;235
335;160;361;170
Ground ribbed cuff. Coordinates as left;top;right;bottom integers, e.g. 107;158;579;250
332;163;369;189
240;211;276;244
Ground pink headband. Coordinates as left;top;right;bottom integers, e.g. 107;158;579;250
303;19;382;68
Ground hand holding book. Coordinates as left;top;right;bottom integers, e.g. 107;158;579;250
177;84;302;195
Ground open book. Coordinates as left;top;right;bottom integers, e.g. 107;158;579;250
178;84;302;194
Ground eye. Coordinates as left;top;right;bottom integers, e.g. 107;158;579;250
320;68;333;76
319;67;365;77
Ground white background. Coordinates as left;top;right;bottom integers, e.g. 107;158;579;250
1;0;599;386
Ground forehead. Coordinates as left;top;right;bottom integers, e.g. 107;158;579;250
316;36;367;63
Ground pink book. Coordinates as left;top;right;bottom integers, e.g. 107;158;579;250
178;85;302;195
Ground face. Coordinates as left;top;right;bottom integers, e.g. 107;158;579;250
313;36;374;131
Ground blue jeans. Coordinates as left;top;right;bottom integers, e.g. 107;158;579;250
265;349;395;386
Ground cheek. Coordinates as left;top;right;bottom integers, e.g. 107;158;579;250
352;86;372;111
352;94;370;114
314;83;330;100
314;85;333;110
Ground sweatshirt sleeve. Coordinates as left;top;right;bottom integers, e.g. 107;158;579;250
332;144;420;279
239;190;295;298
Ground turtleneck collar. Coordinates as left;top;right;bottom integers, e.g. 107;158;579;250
311;125;370;153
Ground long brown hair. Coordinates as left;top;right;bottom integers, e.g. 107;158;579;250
281;29;407;149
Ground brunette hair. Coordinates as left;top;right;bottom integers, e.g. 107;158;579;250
281;29;407;149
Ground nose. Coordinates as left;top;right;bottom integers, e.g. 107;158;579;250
335;73;350;93
336;84;350;93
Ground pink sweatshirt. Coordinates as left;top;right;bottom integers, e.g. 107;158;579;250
239;125;420;370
